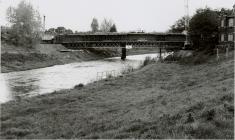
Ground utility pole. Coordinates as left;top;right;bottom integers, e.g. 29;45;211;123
233;4;235;48
43;15;46;32
184;0;190;49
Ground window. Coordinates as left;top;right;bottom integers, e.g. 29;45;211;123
228;18;234;27
228;34;233;41
221;20;224;27
221;34;225;42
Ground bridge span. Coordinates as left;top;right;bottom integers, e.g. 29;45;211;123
49;33;186;60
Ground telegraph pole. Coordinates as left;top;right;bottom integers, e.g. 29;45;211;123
184;0;190;49
43;15;46;32
233;4;235;47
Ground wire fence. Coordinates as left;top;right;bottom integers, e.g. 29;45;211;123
96;70;118;81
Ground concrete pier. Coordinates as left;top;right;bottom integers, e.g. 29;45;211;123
121;43;126;60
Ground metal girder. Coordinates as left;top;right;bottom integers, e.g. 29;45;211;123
61;41;184;49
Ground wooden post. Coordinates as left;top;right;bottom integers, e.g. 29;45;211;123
216;48;219;60
121;43;126;60
226;46;229;58
159;47;162;61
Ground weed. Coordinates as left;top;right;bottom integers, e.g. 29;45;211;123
121;65;134;74
201;108;216;121
141;56;156;67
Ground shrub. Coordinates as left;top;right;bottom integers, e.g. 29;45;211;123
142;56;155;67
178;51;211;65
74;83;84;89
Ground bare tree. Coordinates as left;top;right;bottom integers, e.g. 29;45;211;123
91;18;99;32
100;18;113;32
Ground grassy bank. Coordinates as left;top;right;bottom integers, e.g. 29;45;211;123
1;43;118;73
1;44;162;73
0;52;234;139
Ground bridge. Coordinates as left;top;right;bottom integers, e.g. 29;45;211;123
50;32;186;60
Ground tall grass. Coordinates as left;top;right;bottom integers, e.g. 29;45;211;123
141;56;156;67
121;65;134;74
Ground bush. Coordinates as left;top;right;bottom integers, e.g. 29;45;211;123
74;83;84;89
177;51;212;65
142;56;156;67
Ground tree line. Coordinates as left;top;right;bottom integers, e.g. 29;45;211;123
2;0;118;48
45;18;117;35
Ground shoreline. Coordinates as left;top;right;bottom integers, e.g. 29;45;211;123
1;43;162;73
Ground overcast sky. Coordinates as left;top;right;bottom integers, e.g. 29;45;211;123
0;0;234;32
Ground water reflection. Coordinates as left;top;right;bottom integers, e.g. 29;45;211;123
0;75;12;102
0;53;166;103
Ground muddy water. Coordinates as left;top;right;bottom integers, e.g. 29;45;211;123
0;53;169;103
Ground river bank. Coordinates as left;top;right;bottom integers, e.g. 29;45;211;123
1;51;233;139
1;43;162;73
1;43;120;73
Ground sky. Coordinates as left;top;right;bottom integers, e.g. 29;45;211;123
0;0;234;32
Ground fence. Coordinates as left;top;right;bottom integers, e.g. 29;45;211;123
215;45;232;60
96;70;119;81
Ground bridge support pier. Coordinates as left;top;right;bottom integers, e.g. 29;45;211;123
121;43;126;60
159;48;162;60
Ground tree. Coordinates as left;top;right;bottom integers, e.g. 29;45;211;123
55;26;66;34
189;8;219;50
110;24;117;32
169;16;190;33
91;18;99;32
100;18;113;32
6;0;42;47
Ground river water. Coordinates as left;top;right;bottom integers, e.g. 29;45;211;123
0;53;169;103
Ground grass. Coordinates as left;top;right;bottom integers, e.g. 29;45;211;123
121;64;134;74
0;51;234;139
141;56;156;67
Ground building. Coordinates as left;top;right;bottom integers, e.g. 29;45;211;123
218;5;235;48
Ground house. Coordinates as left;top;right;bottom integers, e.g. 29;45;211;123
218;5;235;48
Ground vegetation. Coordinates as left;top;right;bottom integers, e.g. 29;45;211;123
100;18;115;32
168;16;190;33
1;51;233;139
189;8;219;51
141;56;156;67
169;7;233;51
45;27;73;35
121;65;134;74
110;24;117;32
90;18;99;32
74;83;84;89
6;0;42;47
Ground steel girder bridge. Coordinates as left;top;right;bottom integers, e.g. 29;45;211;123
52;33;186;60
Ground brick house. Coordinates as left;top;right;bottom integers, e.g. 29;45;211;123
218;5;235;48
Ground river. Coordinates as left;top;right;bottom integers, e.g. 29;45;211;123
0;53;169;103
